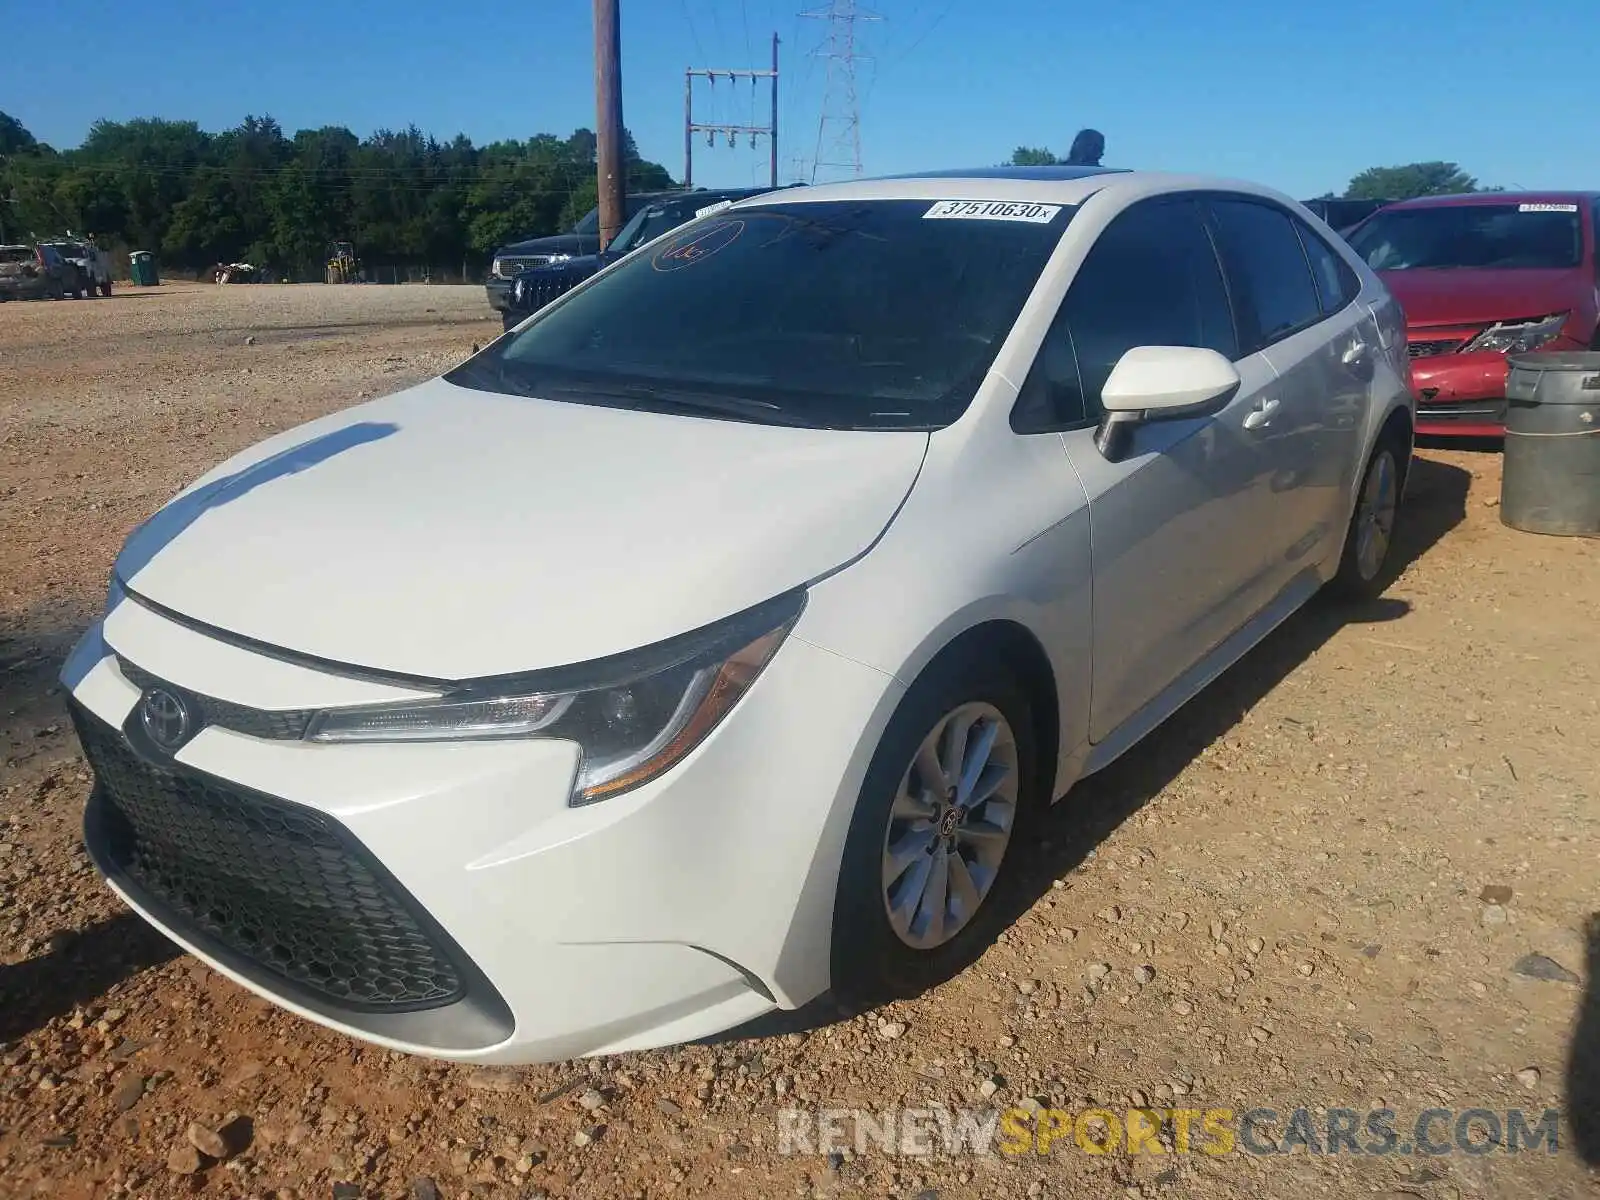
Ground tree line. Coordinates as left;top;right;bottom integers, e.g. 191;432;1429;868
0;111;674;279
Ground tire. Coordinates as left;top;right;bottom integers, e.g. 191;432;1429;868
1328;433;1407;600
831;647;1042;1005
100;278;113;297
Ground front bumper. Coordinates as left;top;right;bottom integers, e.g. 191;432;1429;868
63;596;900;1063
483;278;512;312
1409;349;1510;436
1408;340;1590;437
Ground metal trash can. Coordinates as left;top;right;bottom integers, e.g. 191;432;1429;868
128;251;159;287
1501;352;1600;536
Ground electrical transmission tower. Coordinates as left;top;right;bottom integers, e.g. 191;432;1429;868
803;0;880;183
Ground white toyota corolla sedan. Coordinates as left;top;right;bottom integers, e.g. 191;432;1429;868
64;167;1414;1063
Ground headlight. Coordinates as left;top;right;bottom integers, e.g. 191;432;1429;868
306;591;804;805
1461;312;1569;355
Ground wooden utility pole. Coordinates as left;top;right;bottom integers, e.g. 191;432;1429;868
593;0;625;249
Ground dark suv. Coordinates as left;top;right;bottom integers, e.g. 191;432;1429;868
1301;197;1395;236
499;186;787;331
485;191;688;314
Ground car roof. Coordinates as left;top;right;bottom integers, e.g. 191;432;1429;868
723;167;1299;210
649;185;782;205
1386;191;1598;210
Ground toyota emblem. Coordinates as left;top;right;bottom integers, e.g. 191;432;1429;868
140;688;192;750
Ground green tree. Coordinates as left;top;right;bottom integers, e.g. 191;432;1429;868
0;110;676;277
0;110;41;157
1010;146;1059;166
1345;162;1478;201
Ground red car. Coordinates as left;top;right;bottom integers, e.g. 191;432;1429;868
1344;192;1600;436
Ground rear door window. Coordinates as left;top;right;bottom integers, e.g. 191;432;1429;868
1294;222;1361;315
1208;198;1325;352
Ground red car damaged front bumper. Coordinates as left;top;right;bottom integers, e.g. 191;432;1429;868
1408;338;1590;437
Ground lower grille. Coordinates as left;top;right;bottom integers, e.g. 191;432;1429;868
518;275;578;310
1408;338;1466;359
1417;398;1507;424
73;704;465;1012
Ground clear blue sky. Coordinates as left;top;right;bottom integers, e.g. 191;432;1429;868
9;0;1596;199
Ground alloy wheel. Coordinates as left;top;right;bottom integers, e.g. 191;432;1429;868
881;701;1019;950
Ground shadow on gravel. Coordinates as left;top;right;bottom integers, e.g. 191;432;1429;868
715;453;1473;1042
1567;914;1600;1163
0;913;179;1042
1416;434;1502;455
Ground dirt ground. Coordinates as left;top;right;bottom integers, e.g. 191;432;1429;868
1;283;1597;1200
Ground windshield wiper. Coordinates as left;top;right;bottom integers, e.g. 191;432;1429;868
527;377;826;428
603;383;828;428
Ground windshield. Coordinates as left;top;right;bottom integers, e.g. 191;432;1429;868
1348;203;1582;270
47;242;88;258
450;199;1072;430
0;246;31;263
572;208;599;235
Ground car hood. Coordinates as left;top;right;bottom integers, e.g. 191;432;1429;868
531;252;606;276
499;232;592;256
1380;267;1584;328
115;376;927;680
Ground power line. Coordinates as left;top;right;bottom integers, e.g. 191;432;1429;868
684;34;779;188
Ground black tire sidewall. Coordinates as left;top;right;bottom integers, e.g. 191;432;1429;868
1332;437;1406;599
831;650;1041;1005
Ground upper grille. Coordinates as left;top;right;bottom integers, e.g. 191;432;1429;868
74;705;465;1011
1408;338;1466;359
116;657;314;741
496;254;554;278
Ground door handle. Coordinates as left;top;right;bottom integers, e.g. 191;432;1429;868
1342;341;1370;367
1242;397;1279;430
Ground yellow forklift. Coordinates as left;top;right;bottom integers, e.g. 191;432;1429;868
324;241;360;284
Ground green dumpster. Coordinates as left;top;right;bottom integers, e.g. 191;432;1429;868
129;251;159;287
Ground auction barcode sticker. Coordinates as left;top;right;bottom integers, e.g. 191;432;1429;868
1518;203;1578;212
696;200;734;218
924;200;1062;224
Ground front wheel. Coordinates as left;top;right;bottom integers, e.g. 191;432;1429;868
831;649;1040;1004
1329;438;1405;599
100;278;113;297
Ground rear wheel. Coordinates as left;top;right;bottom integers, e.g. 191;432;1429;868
832;648;1040;1003
1329;436;1405;599
100;277;113;297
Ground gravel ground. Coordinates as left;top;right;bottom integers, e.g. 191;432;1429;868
2;284;1598;1200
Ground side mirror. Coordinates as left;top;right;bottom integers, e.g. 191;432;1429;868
1096;346;1240;461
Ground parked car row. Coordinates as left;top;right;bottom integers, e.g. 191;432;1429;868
0;238;119;301
70;164;1416;1064
0;243;86;301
